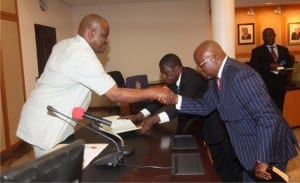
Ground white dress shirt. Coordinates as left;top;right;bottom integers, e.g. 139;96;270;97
17;35;115;150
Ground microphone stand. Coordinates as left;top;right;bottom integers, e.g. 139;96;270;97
47;106;124;167
91;122;135;156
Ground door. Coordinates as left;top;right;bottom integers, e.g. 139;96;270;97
34;24;57;77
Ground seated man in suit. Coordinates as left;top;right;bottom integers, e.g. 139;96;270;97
126;53;242;182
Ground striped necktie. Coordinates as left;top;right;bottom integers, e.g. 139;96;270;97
270;46;278;62
216;78;221;91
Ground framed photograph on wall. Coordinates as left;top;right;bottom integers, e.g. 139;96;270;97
238;23;255;45
288;22;300;45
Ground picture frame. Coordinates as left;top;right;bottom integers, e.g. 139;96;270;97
237;23;255;45
288;22;300;45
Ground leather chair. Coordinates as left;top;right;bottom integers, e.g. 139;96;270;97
107;71;126;88
125;74;150;114
107;71;127;114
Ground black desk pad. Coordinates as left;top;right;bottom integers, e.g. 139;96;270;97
171;135;198;150
171;153;205;175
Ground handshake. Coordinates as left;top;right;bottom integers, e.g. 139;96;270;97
122;86;179;133
151;86;178;105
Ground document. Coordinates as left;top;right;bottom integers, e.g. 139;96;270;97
83;143;108;169
102;115;139;134
52;143;108;169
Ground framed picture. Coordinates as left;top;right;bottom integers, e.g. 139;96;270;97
237;23;255;45
288;22;300;45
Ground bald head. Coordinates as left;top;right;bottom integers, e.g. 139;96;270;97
193;40;226;79
77;14;110;53
194;40;226;60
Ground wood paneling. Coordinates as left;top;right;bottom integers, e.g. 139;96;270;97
235;4;300;60
1;0;26;154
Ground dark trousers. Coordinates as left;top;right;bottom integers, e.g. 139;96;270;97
262;73;287;112
176;116;243;182
208;136;243;182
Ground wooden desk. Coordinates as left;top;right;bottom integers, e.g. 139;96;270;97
67;122;220;182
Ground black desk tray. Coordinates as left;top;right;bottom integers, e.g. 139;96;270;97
171;153;205;175
171;135;198;150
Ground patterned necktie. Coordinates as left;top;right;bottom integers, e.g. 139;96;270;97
270;46;278;62
216;78;221;91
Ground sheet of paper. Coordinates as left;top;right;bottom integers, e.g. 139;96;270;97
102;115;139;134
83;143;108;169
52;143;108;169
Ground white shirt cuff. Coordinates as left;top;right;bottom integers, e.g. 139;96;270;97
158;112;170;124
176;95;182;110
140;109;151;117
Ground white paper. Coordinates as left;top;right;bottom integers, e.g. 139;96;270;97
51;143;108;169
102;115;139;134
83;143;108;169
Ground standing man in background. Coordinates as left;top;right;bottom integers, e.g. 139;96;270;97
16;14;172;158
250;27;293;112
168;40;298;182
127;53;242;182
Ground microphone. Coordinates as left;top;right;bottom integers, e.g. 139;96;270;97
72;107;112;126
47;106;123;167
72;107;134;156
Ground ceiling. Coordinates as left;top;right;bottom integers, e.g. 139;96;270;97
59;0;300;7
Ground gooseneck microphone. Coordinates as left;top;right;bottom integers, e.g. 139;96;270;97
72;107;112;126
47;106;123;167
71;107;134;156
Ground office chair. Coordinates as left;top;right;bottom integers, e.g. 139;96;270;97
125;74;150;114
106;71;127;114
107;71;126;88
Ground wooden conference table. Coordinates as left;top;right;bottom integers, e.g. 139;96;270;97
66;120;221;182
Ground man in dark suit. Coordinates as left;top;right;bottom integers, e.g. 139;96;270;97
168;40;298;182
127;53;242;181
250;27;293;112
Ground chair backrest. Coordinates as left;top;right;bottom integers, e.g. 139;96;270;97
125;74;148;89
125;74;149;114
107;71;126;88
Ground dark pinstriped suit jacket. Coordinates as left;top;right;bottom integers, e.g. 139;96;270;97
145;67;227;144
180;57;298;171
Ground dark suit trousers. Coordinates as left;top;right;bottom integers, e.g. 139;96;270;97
176;116;243;182
208;135;243;182
262;73;286;112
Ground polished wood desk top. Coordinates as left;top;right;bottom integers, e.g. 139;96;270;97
67;122;220;182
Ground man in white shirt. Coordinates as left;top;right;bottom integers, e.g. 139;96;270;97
16;14;172;158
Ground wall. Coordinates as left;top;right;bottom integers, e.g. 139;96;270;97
71;0;210;81
235;5;300;87
235;5;300;62
17;0;72;98
71;0;210;106
17;0;209;107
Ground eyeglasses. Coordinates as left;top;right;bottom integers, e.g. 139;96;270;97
197;57;213;68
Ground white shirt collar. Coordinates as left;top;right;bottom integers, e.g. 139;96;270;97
176;72;182;87
217;56;228;78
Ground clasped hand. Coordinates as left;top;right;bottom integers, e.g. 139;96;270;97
153;86;177;105
253;162;272;180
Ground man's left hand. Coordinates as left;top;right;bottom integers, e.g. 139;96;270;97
253;162;272;180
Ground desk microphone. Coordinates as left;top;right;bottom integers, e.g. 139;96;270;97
72;107;134;156
47;106;123;167
72;107;112;126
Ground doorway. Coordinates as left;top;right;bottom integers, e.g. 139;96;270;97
34;24;57;77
